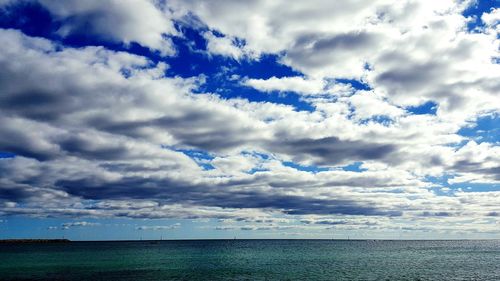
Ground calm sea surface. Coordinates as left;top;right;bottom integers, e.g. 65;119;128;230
0;239;499;280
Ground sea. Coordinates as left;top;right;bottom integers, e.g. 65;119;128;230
0;239;499;280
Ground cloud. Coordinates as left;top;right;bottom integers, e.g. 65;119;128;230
243;76;325;95
447;141;500;184
0;0;499;237
283;31;381;78
136;223;181;231
60;221;100;229
268;136;397;166
203;31;250;60
171;0;500;119
36;0;177;55
481;8;500;28
300;219;348;225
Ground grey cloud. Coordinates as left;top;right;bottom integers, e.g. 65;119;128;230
0;118;60;161
58;136;129;161
0;89;72;122
285;32;380;75
293;32;378;55
91;112;260;153
373;58;469;111
420;211;453;217
0;184;33;202
0;183;71;205
155;115;258;152
452;160;500;181
55;175;400;217
375;61;442;93
300;219;348;225
269;136;396;165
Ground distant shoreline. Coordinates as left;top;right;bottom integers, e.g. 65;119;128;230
1;238;498;243
0;239;71;244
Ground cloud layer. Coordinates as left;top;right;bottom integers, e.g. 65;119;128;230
0;0;499;236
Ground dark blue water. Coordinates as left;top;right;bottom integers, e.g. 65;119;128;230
0;240;499;280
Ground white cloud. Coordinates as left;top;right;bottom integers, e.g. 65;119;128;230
170;0;500;121
342;90;405;120
38;0;177;55
243;76;325;95
482;8;500;28
203;31;249;60
61;221;100;229
136;223;181;230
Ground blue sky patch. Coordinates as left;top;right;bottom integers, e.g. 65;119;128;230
341;162;367;172
0;152;16;158
282;161;330;173
174;148;215;170
458;114;500;143
462;0;500;31
407;101;438;115
334;78;371;91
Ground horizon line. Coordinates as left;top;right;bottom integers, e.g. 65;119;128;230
2;238;499;242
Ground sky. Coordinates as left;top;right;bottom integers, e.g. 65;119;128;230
0;0;499;240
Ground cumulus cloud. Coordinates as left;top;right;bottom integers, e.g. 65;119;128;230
481;8;500;29
171;0;500;119
1;0;177;55
243;76;325;95
448;141;500;184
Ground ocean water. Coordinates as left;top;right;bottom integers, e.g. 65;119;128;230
0;239;499;280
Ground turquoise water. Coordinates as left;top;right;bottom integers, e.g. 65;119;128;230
0;240;499;280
